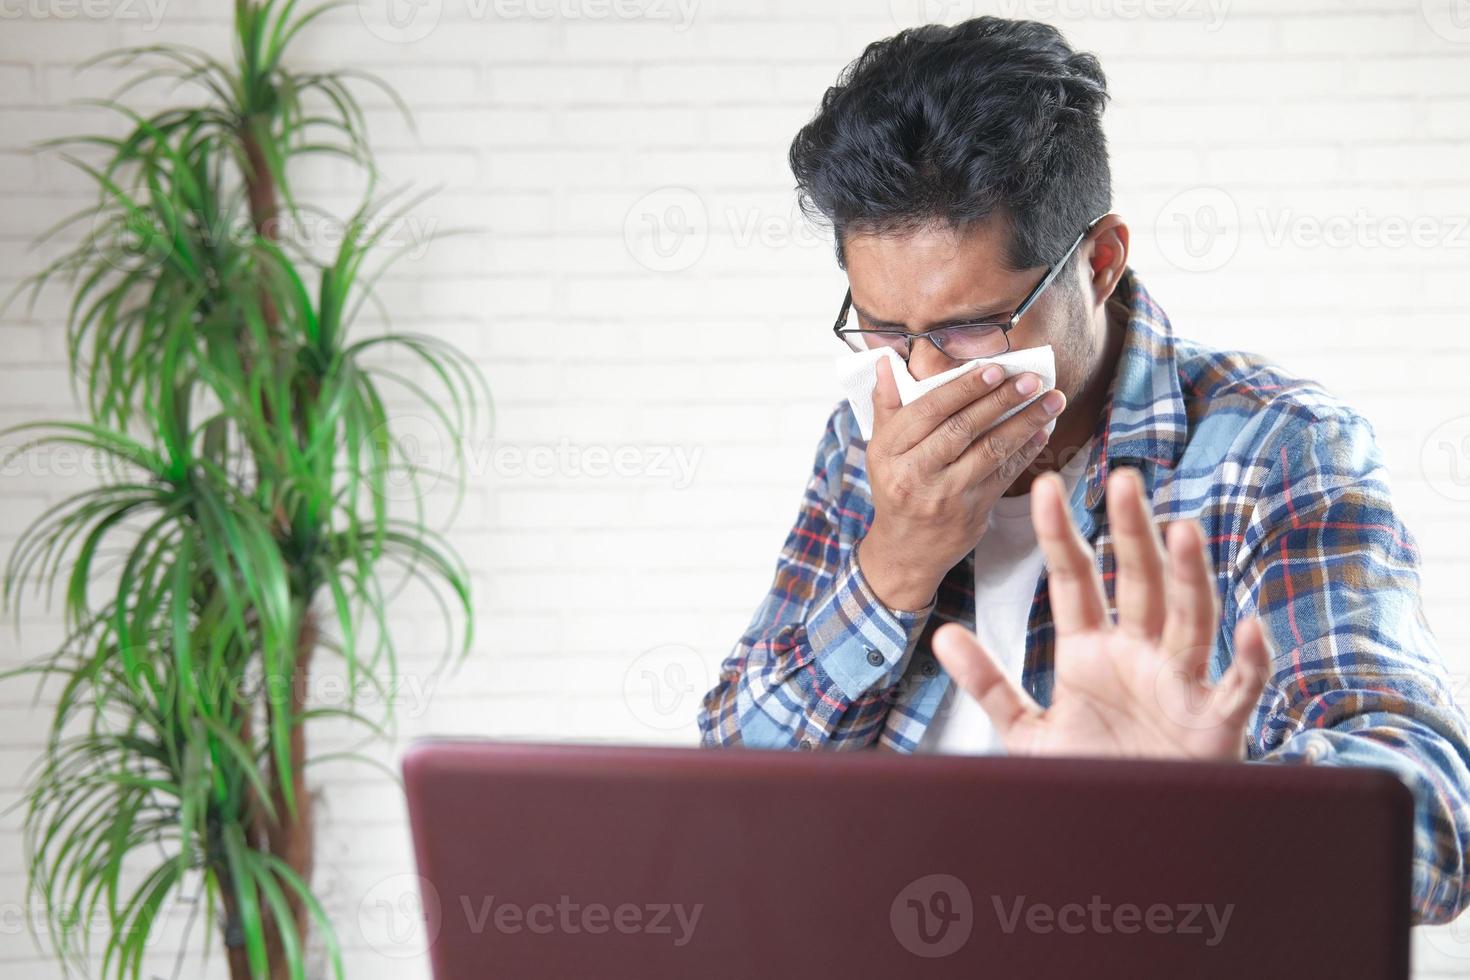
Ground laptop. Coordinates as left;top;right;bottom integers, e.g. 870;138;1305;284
402;739;1412;979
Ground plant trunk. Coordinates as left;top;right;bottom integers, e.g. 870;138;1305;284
263;610;318;980
221;612;317;980
221;881;255;980
222;117;319;980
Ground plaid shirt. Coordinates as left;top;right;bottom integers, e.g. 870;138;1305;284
699;267;1470;924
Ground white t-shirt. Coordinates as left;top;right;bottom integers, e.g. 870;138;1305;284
917;443;1093;755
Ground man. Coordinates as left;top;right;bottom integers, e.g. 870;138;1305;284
697;16;1470;924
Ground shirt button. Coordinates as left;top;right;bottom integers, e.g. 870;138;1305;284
921;658;939;678
865;648;884;667
799;738;814;750
1305;735;1330;762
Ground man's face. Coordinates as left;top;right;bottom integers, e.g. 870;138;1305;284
841;217;1101;409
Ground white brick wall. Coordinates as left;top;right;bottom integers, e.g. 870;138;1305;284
2;0;1470;976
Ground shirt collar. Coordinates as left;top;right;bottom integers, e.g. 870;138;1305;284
1075;266;1189;515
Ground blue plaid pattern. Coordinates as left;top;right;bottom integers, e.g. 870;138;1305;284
698;267;1470;924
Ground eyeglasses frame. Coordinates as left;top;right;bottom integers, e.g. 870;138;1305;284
831;212;1111;361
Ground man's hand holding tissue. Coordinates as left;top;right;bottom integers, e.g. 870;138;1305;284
856;355;1066;613
931;466;1273;761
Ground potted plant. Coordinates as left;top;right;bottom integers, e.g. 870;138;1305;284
2;2;485;977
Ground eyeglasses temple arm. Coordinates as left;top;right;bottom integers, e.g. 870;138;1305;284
1008;213;1109;328
833;288;854;334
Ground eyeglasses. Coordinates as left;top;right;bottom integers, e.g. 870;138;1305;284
832;213;1109;361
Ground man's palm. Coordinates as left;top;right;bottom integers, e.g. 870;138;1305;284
933;468;1270;761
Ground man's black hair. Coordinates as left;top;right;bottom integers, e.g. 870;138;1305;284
789;17;1112;273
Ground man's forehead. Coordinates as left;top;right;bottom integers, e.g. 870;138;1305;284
844;217;1005;261
844;219;1021;324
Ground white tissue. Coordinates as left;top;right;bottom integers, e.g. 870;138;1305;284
835;344;1058;441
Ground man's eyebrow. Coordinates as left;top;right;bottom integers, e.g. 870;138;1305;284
849;301;1012;331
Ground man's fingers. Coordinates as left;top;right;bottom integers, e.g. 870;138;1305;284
870;354;902;438
932;622;1041;738
953;416;1050;497
947;382;1058;486
885;362;1014;454
1106;468;1166;640
1159;518;1219;674
1216;615;1272;733
1032;472;1108;635
918;374;1060;468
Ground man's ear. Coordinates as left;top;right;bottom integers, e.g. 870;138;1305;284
1084;214;1130;310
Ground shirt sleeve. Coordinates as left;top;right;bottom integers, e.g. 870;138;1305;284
1229;411;1470;924
698;405;935;749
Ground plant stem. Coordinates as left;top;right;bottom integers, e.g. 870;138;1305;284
225;112;319;980
266;610;318;980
